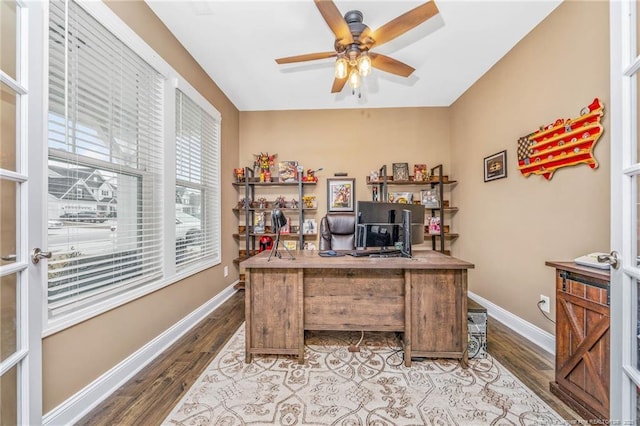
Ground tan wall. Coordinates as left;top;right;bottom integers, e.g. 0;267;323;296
449;0;610;334
239;107;451;248
42;1;240;412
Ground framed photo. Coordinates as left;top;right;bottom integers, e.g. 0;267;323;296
392;162;409;181
327;178;355;212
484;150;507;182
283;240;297;251
421;188;440;208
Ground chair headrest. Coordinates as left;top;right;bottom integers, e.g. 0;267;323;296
326;213;356;235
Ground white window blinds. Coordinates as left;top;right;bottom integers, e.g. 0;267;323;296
175;89;220;266
47;0;164;318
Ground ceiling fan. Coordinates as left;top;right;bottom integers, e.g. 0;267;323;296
275;0;440;94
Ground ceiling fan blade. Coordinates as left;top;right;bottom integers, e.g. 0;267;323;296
331;77;347;93
275;51;337;64
314;0;354;46
368;1;439;48
369;52;415;77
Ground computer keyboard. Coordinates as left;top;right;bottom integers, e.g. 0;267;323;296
348;249;402;257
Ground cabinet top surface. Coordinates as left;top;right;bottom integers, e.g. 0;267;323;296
545;261;610;281
241;249;474;270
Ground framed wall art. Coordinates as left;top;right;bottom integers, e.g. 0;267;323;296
392;162;409;181
484;150;507;182
327;178;355;212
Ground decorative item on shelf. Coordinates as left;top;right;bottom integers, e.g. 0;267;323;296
421;188;440;208
304;167;322;182
327;178;355;212
392;192;413;204
257;197;267;209
427;217;441;235
259;235;273;252
413;164;427;182
517;98;604;180
254;152;277;174
233;167;245;182
303;242;317;251
254;212;266;234
278;160;298;182
302;195;317;208
239;198;252;209
303;218;317;235
484;150;507;182
238;225;246;233
289;199;299;209
273;196;287;208
372;186;378;201
369;170;379;183
392;162;409;181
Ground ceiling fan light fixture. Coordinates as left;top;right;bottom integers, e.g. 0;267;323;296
357;52;371;77
334;56;348;79
348;68;361;89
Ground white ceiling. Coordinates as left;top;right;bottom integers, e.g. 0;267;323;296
146;0;561;111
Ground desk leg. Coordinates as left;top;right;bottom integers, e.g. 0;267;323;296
245;270;252;364
297;269;305;364
460;270;468;369
404;270;412;367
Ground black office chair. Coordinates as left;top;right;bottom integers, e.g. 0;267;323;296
319;213;356;251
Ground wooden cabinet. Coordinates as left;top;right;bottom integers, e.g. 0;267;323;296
546;261;610;421
366;163;458;253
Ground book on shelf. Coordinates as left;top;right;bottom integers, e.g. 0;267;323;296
253;212;266;234
428;216;441;235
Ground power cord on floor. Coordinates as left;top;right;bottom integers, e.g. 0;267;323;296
537;300;555;323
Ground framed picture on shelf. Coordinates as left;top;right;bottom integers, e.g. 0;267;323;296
283;240;297;251
327;178;355;212
392;162;410;181
484;150;507;182
421;188;440;208
278;161;298;182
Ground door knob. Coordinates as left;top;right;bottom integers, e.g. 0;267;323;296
31;248;52;264
597;251;620;269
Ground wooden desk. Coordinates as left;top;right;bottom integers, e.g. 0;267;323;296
242;250;474;367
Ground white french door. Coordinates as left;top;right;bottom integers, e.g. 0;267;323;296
0;1;45;424
610;1;640;422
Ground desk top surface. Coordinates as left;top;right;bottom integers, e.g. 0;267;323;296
241;249;475;270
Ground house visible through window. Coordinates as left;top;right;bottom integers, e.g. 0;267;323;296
47;0;163;319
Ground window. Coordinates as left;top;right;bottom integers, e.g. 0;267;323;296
47;0;164;319
175;90;221;267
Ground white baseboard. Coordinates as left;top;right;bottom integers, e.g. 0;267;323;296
468;291;555;355
43;282;239;426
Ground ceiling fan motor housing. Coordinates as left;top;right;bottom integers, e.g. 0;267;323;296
338;10;369;51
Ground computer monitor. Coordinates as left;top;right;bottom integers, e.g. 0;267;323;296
355;201;424;253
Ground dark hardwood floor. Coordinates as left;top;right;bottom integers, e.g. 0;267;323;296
78;291;581;424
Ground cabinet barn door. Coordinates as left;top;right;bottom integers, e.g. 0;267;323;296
555;271;610;420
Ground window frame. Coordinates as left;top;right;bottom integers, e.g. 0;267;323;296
43;0;222;336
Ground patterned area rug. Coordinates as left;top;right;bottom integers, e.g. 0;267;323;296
163;324;566;425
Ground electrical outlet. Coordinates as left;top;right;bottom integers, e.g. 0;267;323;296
224;266;228;277
539;294;550;313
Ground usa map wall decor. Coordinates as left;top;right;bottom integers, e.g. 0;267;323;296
517;98;604;180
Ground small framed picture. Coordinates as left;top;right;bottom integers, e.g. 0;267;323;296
327;178;355;212
484;150;507;182
392;162;409;181
283;240;297;251
421;188;440;208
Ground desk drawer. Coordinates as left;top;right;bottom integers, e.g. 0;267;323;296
304;268;404;331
